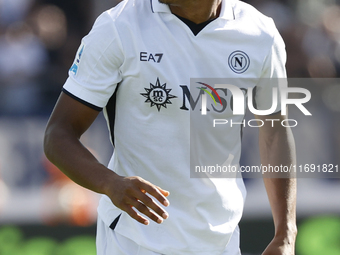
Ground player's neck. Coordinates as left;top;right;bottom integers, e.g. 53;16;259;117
169;0;222;24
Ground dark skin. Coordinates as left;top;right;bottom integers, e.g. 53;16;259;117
44;97;297;255
44;0;297;253
159;0;222;23
44;93;170;225
256;113;297;255
45;97;297;255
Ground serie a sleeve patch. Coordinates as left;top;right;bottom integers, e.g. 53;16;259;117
70;42;86;75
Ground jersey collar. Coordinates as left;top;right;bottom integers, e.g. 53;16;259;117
150;0;235;21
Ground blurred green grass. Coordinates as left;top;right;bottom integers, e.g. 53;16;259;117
0;226;96;255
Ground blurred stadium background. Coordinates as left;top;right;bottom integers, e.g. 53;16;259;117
0;0;340;254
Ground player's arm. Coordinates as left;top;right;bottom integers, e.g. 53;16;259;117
255;112;297;255
44;92;170;225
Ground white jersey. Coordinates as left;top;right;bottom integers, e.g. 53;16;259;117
63;0;287;254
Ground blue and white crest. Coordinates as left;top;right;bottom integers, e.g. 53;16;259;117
70;42;86;75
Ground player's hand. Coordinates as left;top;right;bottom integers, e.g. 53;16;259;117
105;175;170;225
262;236;295;255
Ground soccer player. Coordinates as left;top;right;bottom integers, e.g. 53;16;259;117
44;0;297;254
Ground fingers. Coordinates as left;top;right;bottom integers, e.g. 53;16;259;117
131;179;169;221
157;186;170;197
138;180;170;207
135;192;169;221
110;176;170;225
126;196;165;224
124;204;149;225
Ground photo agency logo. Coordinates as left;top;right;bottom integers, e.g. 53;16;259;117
195;79;312;128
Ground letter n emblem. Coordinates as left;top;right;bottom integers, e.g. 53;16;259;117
228;51;250;74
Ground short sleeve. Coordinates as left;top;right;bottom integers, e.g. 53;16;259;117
63;11;124;110
254;25;287;114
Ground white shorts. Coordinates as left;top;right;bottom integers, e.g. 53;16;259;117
96;215;241;255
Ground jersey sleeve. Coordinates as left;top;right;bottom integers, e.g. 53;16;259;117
63;11;124;110
254;23;287;114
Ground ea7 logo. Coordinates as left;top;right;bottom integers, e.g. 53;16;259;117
140;52;163;63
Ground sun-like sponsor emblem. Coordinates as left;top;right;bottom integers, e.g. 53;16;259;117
141;78;177;111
